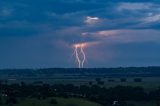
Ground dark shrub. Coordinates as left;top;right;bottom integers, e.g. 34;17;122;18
50;98;58;104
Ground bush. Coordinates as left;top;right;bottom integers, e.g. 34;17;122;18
50;98;58;104
89;81;93;85
66;104;77;106
6;97;18;104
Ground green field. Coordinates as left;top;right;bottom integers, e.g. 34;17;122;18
127;101;159;106
1;97;159;106
6;76;160;90
0;97;101;106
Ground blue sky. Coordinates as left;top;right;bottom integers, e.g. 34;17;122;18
0;0;160;68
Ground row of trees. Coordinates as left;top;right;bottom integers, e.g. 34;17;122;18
1;67;160;77
1;82;160;106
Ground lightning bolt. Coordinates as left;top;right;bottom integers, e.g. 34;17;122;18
80;45;86;68
72;41;98;68
75;46;81;68
73;43;87;68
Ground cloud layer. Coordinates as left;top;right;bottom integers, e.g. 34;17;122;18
0;0;160;68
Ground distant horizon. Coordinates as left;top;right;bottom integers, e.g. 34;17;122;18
1;66;160;70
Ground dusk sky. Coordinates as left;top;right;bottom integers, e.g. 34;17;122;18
0;0;160;68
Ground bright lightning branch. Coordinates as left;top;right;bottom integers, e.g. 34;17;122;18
73;43;86;68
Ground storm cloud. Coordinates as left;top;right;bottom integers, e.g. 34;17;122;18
0;0;160;68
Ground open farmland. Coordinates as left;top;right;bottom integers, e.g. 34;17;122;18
1;67;160;90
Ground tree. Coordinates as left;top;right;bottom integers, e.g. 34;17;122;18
134;78;142;82
89;81;93;86
97;81;104;85
95;78;101;82
120;78;127;82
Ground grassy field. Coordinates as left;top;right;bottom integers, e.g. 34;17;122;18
127;101;159;106
6;76;160;90
1;97;101;106
1;97;159;106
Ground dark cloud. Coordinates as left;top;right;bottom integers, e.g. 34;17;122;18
0;0;160;68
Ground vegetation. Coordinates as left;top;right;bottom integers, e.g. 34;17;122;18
0;82;160;106
1;67;160;106
0;97;100;106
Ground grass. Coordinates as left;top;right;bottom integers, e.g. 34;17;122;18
127;101;159;106
1;97;159;106
1;97;101;106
